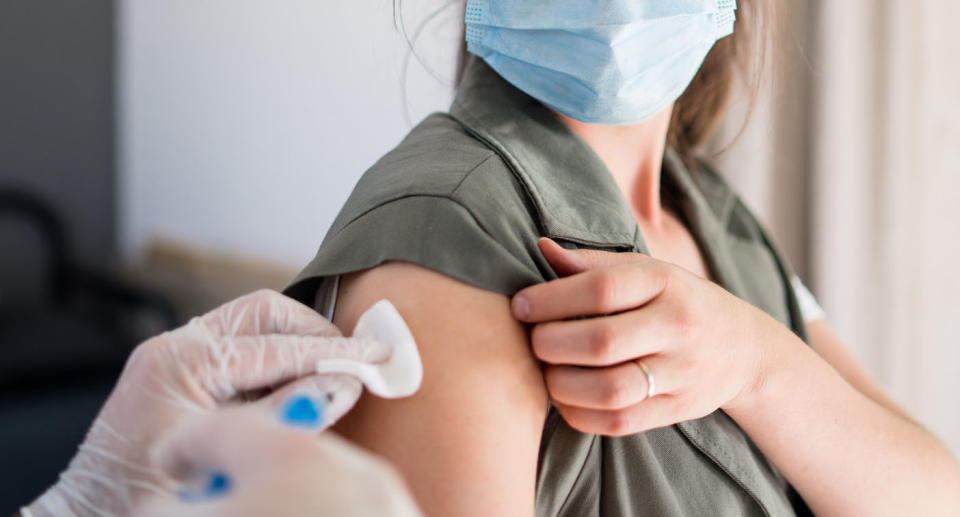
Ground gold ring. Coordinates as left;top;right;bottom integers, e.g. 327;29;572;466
636;360;656;400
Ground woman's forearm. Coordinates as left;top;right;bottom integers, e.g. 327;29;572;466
725;335;960;516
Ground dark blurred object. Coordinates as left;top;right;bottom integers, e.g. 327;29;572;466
1;0;129;510
0;188;178;387
0;188;178;510
0;0;116;269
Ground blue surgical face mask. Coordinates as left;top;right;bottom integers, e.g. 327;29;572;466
465;0;737;125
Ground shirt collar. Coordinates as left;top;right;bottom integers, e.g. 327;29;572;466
449;56;640;249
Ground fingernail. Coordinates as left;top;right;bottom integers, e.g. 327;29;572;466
513;296;530;320
540;237;566;251
278;395;325;430
179;470;232;502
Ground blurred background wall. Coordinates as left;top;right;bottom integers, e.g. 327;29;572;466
119;0;457;267
1;0;958;511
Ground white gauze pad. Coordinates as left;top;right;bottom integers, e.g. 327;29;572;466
315;300;423;399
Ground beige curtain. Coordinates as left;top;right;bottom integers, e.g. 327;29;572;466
712;0;960;455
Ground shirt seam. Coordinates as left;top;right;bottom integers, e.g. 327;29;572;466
449;153;499;197
328;193;536;282
448;104;553;234
331;149;497;234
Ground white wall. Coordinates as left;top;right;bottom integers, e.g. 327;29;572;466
119;0;460;267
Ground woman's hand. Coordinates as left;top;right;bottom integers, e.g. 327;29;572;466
512;238;796;436
514;239;960;516
24;289;389;517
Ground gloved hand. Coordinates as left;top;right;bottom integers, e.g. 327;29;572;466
135;397;423;517
24;289;389;517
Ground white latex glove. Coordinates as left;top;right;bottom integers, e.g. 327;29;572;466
135;399;423;517
24;289;388;517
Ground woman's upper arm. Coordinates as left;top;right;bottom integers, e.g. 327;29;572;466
331;261;549;517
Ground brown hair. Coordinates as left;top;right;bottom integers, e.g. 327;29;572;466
402;0;771;161
668;0;771;160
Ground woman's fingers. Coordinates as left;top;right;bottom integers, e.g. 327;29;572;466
536;237;643;276
530;307;668;365
514;253;671;323
535;238;592;276
544;356;675;410
553;395;680;437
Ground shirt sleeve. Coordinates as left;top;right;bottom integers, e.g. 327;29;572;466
790;275;827;323
284;195;543;306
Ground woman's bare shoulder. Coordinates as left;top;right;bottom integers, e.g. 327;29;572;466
332;261;548;517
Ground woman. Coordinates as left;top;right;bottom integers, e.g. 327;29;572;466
285;0;960;515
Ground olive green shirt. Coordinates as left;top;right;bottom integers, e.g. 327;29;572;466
287;57;811;517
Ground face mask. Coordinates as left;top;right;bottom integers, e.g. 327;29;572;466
465;0;737;125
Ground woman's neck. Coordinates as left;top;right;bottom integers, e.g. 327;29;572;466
556;106;674;230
